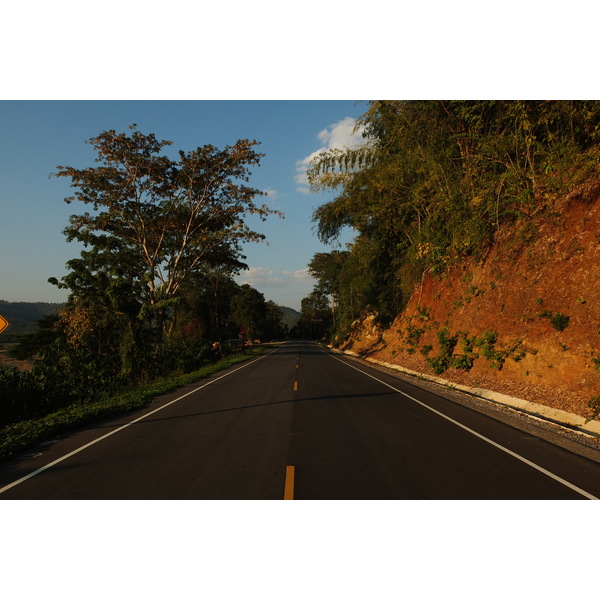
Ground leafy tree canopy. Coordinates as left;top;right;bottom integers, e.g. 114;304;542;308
52;125;281;314
304;100;600;339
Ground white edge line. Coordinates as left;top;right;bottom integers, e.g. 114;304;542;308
320;346;599;500
0;346;282;495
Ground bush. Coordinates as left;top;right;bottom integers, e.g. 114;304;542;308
550;312;570;331
0;335;217;430
420;344;433;356
0;366;46;426
405;324;425;346
474;330;507;370
539;310;570;331
451;354;475;370
426;328;458;374
151;339;212;377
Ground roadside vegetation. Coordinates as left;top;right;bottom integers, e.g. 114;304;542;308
0;125;285;457
303;100;600;338
0;347;272;461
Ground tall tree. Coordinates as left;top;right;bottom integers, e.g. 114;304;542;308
296;290;332;340
53;125;280;334
230;284;268;341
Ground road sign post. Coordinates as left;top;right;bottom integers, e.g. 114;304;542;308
0;315;9;334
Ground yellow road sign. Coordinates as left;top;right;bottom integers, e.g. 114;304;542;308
0;315;9;334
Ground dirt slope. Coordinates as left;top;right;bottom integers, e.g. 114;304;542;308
339;183;600;420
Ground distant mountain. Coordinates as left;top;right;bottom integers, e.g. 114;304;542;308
279;306;301;329
0;300;64;339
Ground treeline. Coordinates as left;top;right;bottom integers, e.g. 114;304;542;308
304;100;600;340
0;126;284;428
1;279;286;427
291;289;333;340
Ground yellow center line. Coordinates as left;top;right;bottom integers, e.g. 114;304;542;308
293;381;298;391
284;465;295;500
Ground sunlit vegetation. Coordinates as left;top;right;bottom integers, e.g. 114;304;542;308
303;101;600;340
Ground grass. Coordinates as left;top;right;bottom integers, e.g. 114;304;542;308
0;346;272;462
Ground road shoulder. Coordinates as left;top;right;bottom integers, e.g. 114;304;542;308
330;346;600;466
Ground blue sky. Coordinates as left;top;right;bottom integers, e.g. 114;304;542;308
0;101;367;310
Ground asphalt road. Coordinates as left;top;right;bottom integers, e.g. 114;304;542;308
1;341;600;499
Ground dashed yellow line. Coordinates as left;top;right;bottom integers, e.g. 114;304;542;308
284;465;295;500
293;381;299;391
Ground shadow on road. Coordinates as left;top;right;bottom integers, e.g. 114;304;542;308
126;391;398;425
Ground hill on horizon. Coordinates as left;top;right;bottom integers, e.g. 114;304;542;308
278;305;301;330
0;300;64;340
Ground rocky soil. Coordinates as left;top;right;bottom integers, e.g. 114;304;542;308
339;183;600;421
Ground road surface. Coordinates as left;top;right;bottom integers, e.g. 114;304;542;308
1;341;599;499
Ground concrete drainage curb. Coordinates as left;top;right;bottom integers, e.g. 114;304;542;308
335;348;600;439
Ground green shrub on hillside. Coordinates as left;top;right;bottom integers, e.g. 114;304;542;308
551;312;570;331
427;328;458;374
405;324;425;346
474;330;507;370
540;310;571;331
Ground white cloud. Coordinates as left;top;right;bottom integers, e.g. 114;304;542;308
262;187;279;202
282;268;314;282
294;151;322;189
236;267;287;289
317;116;365;150
233;267;318;309
295;116;367;193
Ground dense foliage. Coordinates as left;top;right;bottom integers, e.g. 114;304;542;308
305;100;600;339
1;279;286;428
1;126;286;430
291;289;333;340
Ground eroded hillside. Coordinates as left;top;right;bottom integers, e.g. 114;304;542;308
339;182;600;420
